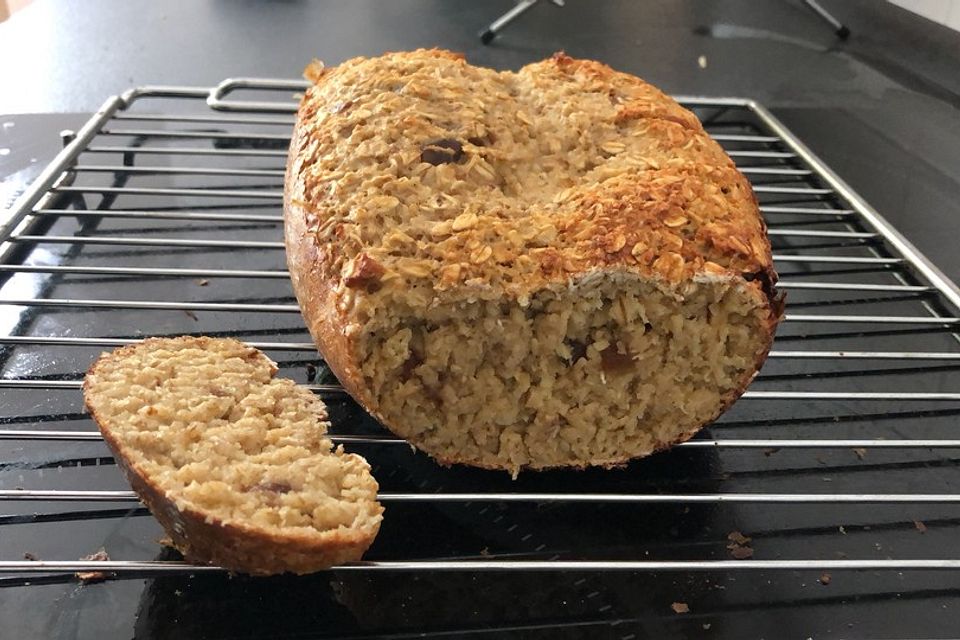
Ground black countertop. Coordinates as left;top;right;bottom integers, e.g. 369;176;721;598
2;2;960;639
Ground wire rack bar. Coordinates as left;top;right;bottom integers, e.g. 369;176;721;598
72;165;286;178
739;167;812;176
99;128;291;141
33;209;282;223
0;265;289;278
32;206;856;220
1;379;956;400
0;336;315;350
7;490;960;504
760;206;852;215
84;145;289;158
774;255;900;264
752;186;832;195
768;349;960;359
111;113;294;125
746;391;960;400
52;186;282;199
767;229;875;238
710;134;782;142
777;282;930;292
95;129;779;145
64;165;831;188
5;300;954;326
9;235;285;248
726;150;796;158
0;299;301;312
784;314;958;324
52;185;835;200
1;336;956;360
6;236;901;262
0;265;923;292
2;301;956;327
4;430;960;450
7;559;960;574
79;144;796;161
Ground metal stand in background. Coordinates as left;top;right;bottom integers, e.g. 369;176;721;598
479;0;850;45
803;0;851;39
479;0;564;45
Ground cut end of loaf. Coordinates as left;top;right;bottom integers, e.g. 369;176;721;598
83;336;383;575
356;274;774;475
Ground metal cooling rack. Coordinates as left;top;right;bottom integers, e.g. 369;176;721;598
2;79;960;586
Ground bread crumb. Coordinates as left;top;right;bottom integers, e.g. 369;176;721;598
76;548;112;583
852;447;867;460
195;279;209;286
671;602;690;614
819;572;831;585
915;520;927;534
729;546;754;559
727;530;751;545
727;531;753;559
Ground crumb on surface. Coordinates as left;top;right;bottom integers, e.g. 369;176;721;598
726;531;754;559
76;548;111;583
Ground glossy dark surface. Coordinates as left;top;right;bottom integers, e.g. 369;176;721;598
1;1;960;639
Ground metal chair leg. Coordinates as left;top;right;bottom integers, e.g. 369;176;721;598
803;0;851;39
480;0;565;45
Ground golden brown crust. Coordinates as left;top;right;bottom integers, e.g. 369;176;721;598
285;168;383;420
286;49;776;297
106;434;376;575
84;336;381;575
285;49;783;471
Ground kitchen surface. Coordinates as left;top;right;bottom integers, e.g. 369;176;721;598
2;1;960;638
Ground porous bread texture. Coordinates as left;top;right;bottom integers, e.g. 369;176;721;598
285;49;783;475
83;336;383;575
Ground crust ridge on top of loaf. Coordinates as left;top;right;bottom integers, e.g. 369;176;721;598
284;50;783;473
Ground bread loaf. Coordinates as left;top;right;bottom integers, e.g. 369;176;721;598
83;337;383;574
285;50;783;475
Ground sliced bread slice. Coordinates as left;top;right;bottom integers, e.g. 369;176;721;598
83;336;383;575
